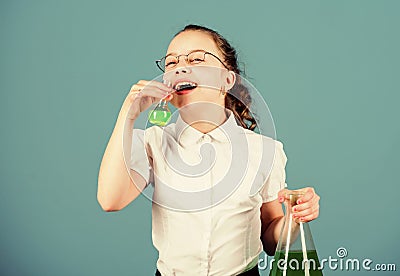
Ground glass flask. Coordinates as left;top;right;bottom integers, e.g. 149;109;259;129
269;192;323;276
148;99;171;126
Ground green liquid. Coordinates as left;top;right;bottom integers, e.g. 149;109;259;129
148;109;171;126
269;250;323;276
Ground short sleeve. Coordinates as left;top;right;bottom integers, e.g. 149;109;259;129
259;140;288;202
130;129;153;185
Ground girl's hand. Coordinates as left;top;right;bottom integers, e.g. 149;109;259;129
123;80;174;120
278;187;320;222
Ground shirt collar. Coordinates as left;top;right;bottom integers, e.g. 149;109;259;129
175;111;240;145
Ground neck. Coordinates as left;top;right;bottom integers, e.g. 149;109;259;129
179;103;228;134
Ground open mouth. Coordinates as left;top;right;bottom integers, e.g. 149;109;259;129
173;81;198;94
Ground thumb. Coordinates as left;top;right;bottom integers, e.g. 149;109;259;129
278;188;290;203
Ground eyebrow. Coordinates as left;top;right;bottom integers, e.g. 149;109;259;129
165;49;208;57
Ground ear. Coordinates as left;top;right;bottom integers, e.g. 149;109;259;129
224;70;236;91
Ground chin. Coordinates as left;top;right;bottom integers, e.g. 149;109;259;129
171;90;197;108
172;97;192;109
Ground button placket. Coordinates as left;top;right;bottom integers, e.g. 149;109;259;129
198;133;213;274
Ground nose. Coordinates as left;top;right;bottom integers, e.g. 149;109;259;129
174;66;192;75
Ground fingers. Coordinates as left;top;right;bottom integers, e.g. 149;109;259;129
278;187;314;203
278;187;321;223
129;80;173;100
278;188;290;203
293;200;319;218
293;187;320;222
298;209;319;223
137;80;173;93
296;187;315;204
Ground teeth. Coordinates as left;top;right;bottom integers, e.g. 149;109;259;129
174;81;197;90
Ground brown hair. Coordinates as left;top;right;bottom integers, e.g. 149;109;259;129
174;24;257;131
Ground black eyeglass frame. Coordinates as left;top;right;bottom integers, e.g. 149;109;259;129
155;50;230;72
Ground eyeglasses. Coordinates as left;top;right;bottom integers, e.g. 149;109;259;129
155;50;229;72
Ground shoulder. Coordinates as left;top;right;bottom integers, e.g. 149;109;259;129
242;128;284;148
242;128;287;162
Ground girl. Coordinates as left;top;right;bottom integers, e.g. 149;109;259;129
97;24;320;276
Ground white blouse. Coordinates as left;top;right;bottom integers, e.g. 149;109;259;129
130;111;287;276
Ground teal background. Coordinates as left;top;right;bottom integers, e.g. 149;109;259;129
1;0;399;275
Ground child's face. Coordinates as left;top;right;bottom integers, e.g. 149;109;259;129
164;30;235;109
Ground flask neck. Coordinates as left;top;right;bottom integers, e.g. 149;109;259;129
159;99;168;108
284;193;303;219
